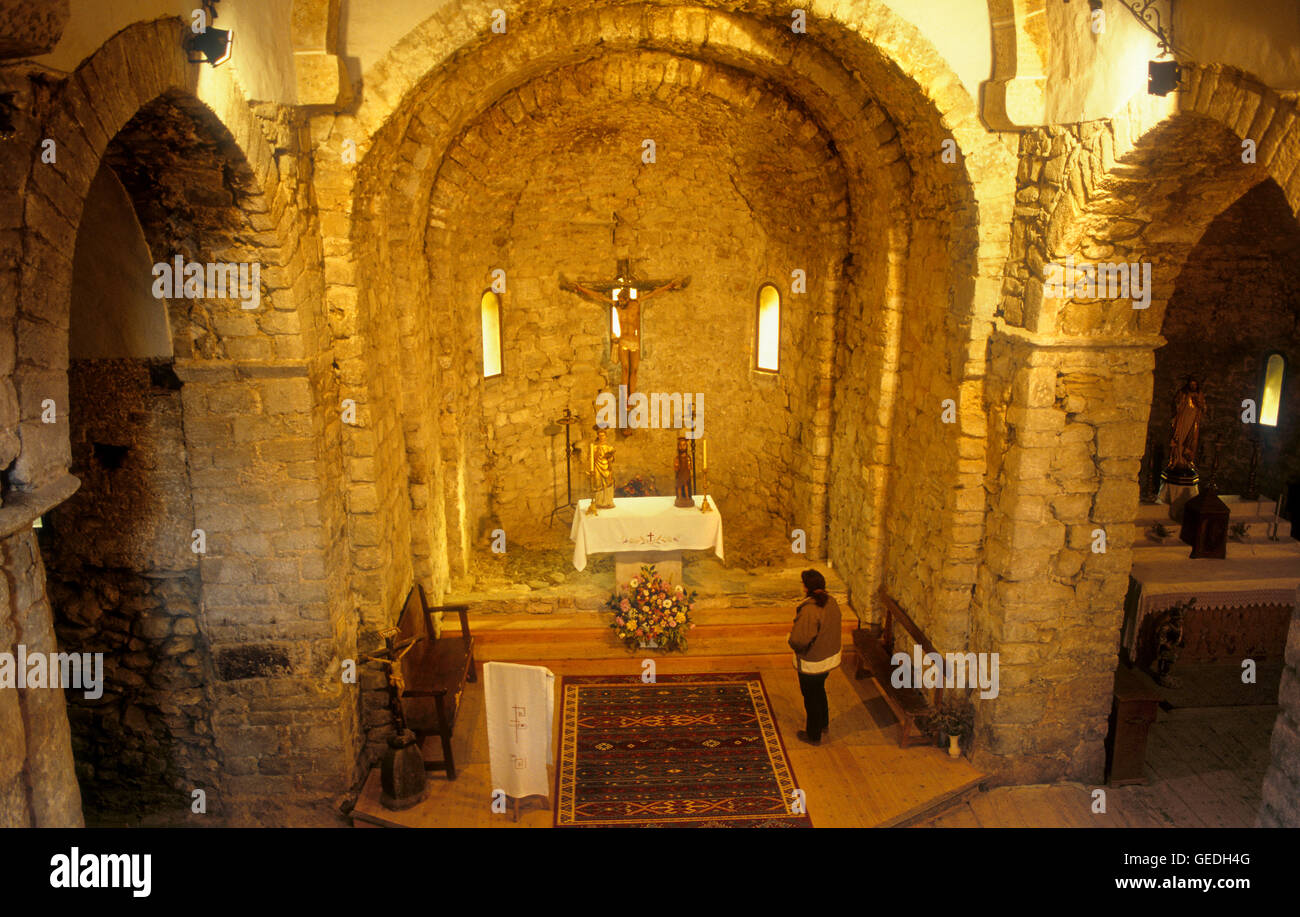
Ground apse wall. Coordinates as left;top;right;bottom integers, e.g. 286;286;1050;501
424;53;848;549
1143;179;1300;500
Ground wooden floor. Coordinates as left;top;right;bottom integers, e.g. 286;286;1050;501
351;658;984;828
917;705;1277;827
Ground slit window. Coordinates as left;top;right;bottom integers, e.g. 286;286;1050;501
1260;353;1285;427
756;283;780;373
481;290;502;379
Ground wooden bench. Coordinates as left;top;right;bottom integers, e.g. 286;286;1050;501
395;585;476;780
852;590;942;747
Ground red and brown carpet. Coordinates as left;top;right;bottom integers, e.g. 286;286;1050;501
555;672;812;827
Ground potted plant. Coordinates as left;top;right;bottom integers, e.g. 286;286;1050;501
608;564;696;651
925;705;973;758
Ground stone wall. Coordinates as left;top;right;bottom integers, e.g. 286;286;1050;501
39;358;221;821
426;53;847;552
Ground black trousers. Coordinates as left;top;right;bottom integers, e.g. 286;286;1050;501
797;670;830;740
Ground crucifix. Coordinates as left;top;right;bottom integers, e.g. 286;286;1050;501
561;258;690;432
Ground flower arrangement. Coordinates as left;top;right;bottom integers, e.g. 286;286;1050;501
616;474;657;497
923;705;973;742
608;564;696;651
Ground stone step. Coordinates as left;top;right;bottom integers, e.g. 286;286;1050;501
443;608;859;664
1136;497;1283;521
1132;515;1295;545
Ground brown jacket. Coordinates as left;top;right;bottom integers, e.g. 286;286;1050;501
788;593;842;673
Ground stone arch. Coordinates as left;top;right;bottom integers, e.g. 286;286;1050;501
973;65;1300;784
318;1;1015;665
421;51;853;563
7;19;357;822
14;18;317;489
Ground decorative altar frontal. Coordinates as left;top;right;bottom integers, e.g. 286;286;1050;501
569;495;724;572
1121;552;1300;664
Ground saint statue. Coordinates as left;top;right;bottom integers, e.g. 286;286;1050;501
1167;377;1207;470
587;428;616;512
673;435;694;508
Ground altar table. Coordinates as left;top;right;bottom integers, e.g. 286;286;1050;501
1120;550;1300;665
569;495;724;580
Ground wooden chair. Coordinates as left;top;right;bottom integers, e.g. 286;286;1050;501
851;590;942;747
395;585;476;779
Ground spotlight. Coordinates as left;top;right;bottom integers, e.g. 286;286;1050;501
185;0;232;67
1148;60;1182;96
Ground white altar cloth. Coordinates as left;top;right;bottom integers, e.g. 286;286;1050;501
569;495;724;571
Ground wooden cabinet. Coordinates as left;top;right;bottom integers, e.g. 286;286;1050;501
1105;665;1161;786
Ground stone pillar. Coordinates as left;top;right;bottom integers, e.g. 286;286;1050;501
973;329;1153;784
177;361;356;820
0;526;84;826
1258;594;1300;827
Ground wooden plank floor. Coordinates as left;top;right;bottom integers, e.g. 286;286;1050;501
917;705;1277;828
352;658;984;828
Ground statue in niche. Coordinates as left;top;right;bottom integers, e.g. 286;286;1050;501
673;435;694;507
587;428;616;513
1167;377;1208;470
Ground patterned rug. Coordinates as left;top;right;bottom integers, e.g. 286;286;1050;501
555;672;812;827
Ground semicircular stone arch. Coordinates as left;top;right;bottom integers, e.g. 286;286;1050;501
973;65;1300;784
7;18;358;823
320;0;1016;659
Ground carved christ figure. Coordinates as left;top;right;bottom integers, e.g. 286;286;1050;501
1167;378;1208;469
562;269;687;412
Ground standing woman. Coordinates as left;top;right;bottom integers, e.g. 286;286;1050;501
788;569;842;745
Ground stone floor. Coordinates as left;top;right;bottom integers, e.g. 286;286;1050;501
918;704;1278;827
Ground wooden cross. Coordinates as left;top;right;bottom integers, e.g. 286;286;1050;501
560;259;690;426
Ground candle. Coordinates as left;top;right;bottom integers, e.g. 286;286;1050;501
702;440;707;472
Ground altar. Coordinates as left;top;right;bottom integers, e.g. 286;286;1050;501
569;495;724;584
1120;545;1300;667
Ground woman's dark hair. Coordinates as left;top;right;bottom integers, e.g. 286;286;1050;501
801;569;828;606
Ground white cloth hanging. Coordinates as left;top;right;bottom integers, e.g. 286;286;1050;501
484;661;555;800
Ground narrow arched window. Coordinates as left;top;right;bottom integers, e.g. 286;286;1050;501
756;283;780;373
481;290;503;378
1260;353;1285;427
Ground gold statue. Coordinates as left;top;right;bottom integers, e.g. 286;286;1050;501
587;428;616;512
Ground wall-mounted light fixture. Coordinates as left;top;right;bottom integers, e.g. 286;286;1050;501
185;0;232;67
1148;60;1182;96
1067;1;1185;96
